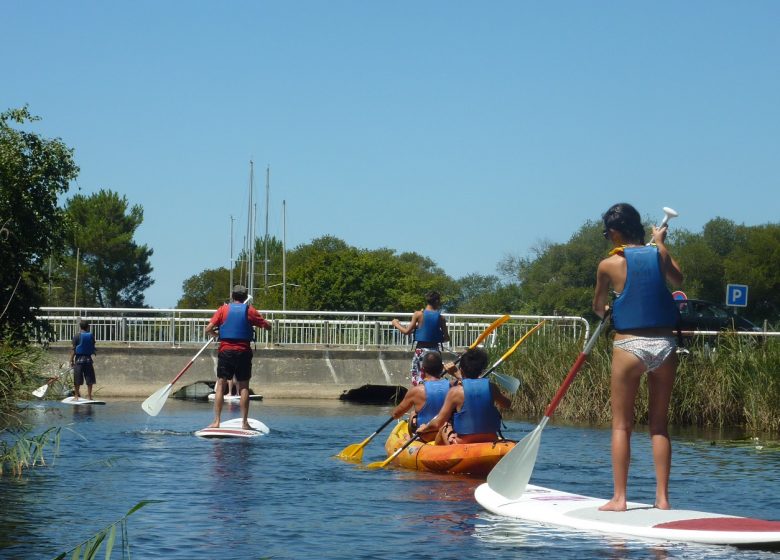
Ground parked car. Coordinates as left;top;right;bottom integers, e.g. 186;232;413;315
676;299;762;333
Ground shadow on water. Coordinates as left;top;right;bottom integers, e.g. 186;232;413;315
0;399;777;559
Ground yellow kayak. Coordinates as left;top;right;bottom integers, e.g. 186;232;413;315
383;420;515;477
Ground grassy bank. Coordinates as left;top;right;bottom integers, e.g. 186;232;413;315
499;331;780;435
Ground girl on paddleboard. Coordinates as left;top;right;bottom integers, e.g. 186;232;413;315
593;202;683;512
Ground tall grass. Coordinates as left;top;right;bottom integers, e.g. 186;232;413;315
0;426;62;476
0;343;48;427
54;500;160;560
498;332;780;435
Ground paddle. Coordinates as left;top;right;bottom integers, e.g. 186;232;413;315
365;416;439;470
141;337;215;416
486;315;610;499
32;365;73;398
479;320;546;390
335;314;510;462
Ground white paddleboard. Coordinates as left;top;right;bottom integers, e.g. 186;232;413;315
207;393;263;402
194;417;270;439
475;483;780;547
61;396;106;406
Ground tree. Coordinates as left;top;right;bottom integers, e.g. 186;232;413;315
0;106;78;341
177;234;459;313
63;190;154;307
502;221;608;318
178;267;232;309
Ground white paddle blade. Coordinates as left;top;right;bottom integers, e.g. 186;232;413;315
141;383;173;416
487;421;545;499
32;384;49;398
491;372;521;394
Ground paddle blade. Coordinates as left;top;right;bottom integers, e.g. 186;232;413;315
336;440;369;462
491;372;522;394
32;384;49;398
365;457;393;470
141;384;173;416
486;420;546;499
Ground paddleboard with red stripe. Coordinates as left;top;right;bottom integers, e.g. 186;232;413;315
61;396;106;405
194;418;270;439
475;483;780;547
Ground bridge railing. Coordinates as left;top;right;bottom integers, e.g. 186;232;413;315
36;307;590;350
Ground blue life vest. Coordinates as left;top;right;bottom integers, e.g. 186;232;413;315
452;378;501;435
413;310;444;345
612;246;679;332
219;304;255;341
75;332;95;355
416;379;449;425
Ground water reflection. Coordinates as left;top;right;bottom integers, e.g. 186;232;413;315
2;400;777;560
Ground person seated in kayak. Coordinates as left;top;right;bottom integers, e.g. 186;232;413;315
419;347;511;445
389;351;446;443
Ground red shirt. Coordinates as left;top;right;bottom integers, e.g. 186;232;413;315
209;304;271;352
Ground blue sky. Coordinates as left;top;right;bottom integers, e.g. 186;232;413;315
4;2;778;308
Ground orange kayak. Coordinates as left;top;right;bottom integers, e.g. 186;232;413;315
383;420;515;477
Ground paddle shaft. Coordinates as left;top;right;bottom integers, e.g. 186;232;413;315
544;317;609;418
453;315;510;365
168;337;214;386
482;320;545;379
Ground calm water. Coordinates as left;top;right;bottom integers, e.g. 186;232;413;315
0;398;778;559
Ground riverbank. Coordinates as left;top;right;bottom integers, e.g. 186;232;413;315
505;334;780;435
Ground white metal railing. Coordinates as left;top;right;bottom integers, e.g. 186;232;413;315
36;307;590;350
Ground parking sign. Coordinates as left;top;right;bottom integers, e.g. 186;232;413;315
726;284;748;307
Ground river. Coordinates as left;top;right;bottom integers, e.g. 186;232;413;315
0;399;777;559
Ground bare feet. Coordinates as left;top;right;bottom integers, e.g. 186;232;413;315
242;423;251;430
598;498;627;512
207;420;221;428
654;500;672;510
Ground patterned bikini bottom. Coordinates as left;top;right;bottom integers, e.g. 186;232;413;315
613;335;677;372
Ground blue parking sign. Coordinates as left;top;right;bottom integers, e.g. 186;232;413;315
726;284;748;307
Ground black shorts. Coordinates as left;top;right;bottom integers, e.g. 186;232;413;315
74;363;96;385
217;350;253;382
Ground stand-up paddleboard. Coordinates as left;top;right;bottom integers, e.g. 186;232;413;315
475;483;780;548
61;396;106;405
207;393;263;402
194;417;270;439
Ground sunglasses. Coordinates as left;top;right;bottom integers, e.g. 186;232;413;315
602;230;609;239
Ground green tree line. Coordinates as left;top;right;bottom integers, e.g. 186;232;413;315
179;221;780;327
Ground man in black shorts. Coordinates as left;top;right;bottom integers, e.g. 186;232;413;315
70;320;97;400
204;285;271;429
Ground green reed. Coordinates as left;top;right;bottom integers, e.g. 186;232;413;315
0;426;62;476
498;331;779;435
54;500;160;560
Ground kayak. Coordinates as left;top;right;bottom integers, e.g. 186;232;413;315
382;420;515;476
475;482;780;548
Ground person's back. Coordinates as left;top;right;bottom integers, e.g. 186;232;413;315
391;291;450;386
390;351;445;442
422;348;510;445
70;320;97;400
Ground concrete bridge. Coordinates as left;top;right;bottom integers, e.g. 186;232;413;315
45;343;428;399
40;308;589;400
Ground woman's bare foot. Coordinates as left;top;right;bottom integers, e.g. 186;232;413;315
207;420;220;428
654;499;672;510
598;498;627;512
242;423;251;430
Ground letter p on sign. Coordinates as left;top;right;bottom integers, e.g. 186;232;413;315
726;284;749;307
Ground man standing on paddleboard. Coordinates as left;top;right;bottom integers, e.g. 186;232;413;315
204;285;271;430
391;291;450;386
70;319;97;401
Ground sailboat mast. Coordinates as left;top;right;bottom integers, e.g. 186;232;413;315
264;165;270;294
